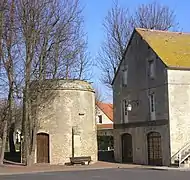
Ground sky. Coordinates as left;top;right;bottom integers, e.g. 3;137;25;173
81;0;190;103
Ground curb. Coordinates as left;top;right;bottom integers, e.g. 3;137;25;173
0;166;117;176
1;164;188;176
145;166;190;171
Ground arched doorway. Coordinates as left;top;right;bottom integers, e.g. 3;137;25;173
37;133;50;163
147;132;162;166
121;133;133;163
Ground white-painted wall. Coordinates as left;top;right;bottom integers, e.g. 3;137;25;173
168;69;190;157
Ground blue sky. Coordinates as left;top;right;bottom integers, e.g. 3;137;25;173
81;0;190;102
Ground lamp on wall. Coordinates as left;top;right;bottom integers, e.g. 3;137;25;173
127;100;140;112
127;104;132;111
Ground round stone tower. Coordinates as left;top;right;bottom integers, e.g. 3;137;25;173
33;79;97;165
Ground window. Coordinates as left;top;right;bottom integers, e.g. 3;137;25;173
150;94;155;112
149;93;156;120
148;60;155;79
98;115;102;123
122;67;128;86
122;99;128;123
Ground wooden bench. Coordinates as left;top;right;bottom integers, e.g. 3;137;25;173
70;156;91;165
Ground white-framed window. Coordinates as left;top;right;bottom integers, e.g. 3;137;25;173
149;93;156;120
148;60;155;79
122;67;128;86
122;99;128;123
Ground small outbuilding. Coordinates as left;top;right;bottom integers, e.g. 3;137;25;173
32;79;97;165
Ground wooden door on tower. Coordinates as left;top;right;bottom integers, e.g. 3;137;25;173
37;133;50;163
147;132;162;166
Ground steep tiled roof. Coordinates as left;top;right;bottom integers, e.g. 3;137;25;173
136;28;190;68
96;102;113;121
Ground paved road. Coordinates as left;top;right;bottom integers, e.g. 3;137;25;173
1;168;190;180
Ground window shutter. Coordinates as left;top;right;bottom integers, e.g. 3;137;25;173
122;99;128;123
122;69;128;85
149;60;155;79
149;93;156;120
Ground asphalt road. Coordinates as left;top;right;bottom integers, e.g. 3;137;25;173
1;168;190;180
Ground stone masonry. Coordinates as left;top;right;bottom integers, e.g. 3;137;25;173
32;79;97;165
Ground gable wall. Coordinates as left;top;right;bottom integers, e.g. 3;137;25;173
113;31;169;124
96;106;113;124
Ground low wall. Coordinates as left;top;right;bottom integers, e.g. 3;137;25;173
98;150;115;162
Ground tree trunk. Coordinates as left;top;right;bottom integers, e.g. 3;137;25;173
22;50;33;166
28;124;37;166
22;89;30;166
9;123;15;153
0;120;8;165
27;99;35;166
7;56;15;153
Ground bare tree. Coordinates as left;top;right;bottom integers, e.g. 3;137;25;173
0;0;90;166
94;86;104;104
3;0;16;154
93;86;104;117
38;0;91;80
0;0;17;164
132;1;178;30
99;0;179;89
12;0;90;166
98;0;132;88
0;0;7;165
